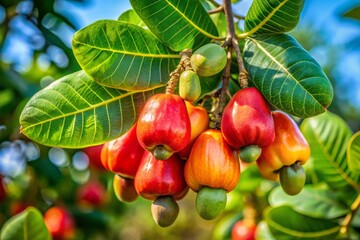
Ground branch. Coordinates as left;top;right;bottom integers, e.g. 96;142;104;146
222;0;248;88
208;6;223;15
210;0;249;128
212;46;232;129
340;194;360;236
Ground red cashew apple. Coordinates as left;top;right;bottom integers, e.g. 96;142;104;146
257;111;310;195
185;129;240;220
136;93;191;160
76;180;107;208
83;144;106;171
221;87;275;163
0;176;6;202
101;123;144;178
231;220;257;240
135;151;188;201
135;151;188;227
44;206;75;240
10;201;30;216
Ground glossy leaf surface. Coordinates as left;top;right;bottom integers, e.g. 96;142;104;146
0;207;51;240
130;0;218;51
73;20;179;90
118;9;145;26
269;186;349;219
347;131;360;173
20;71;162;148
266;206;340;239
244;34;333;118
301;112;360;191
245;0;304;35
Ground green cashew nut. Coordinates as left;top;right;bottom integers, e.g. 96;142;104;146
190;43;227;77
279;162;306;195
196;187;227;220
151;196;179;227
240;145;262;163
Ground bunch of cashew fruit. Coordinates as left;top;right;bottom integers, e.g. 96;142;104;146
99;43;310;227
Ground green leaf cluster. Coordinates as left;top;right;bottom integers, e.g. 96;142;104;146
19;0;334;147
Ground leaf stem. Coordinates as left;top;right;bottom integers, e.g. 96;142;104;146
165;49;192;94
340;193;360;236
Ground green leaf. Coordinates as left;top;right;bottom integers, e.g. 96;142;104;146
118;9;145;26
72;20;179;91
347;131;360;173
256;221;277;240
244;0;304;36
300;111;360;191
235;164;264;192
200;0;227;38
265;206;340;240
244;34;333;118
343;6;360;21
0;207;51;240
19;71;162;148
199;74;221;99
269;186;349;219
130;0;219;51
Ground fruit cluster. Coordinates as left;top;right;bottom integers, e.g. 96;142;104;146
99;43;311;227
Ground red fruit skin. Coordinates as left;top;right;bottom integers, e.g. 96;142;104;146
10;201;30;216
257;111;310;181
101;123;144;178
134;151;188;201
76;180;107;208
231;220;256;240
178;101;209;159
136;93;191;154
221;87;275;149
83;144;106;171
184;129;240;192
0;176;6;202
44;206;75;240
113;174;138;203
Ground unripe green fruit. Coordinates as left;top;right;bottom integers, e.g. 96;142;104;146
240;145;262;163
151;196;179;227
179;70;201;102
190;43;227;77
279;163;306;195
196;187;227;220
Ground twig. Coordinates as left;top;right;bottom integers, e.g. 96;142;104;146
208;6;223;14
340;194;360;236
